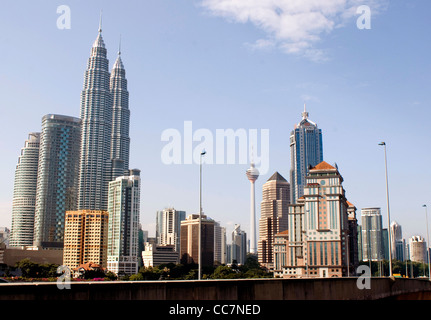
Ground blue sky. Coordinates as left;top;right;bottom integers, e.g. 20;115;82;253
1;0;430;243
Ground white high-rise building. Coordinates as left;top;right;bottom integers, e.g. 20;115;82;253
390;221;404;261
214;221;226;265
10;133;40;247
156;208;186;252
409;236;427;263
107;169;141;275
232;224;247;265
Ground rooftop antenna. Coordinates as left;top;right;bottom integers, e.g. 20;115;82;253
98;9;103;33
118;34;122;55
302;102;309;120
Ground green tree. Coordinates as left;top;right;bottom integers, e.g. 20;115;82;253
15;259;40;278
129;273;144;281
210;265;240;279
138;266;161;280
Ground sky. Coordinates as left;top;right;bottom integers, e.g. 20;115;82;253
0;0;430;243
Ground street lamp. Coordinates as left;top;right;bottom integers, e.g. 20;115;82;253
378;142;393;277
422;204;431;281
198;149;206;280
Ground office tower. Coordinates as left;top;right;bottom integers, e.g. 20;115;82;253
361;208;384;261
220;225;227;264
107;169;141;275
10;133;41;247
77;24;113;211
231;224;247;265
347;201;359;270
213;221;225;265
281;161;356;278
289;105;323;204
246;161;259;255
33;115;81;248
180;214;214;267
0;227;10;247
382;228;389;260
258;171;290;270
63;210;109;270
273;230;289;278
156;208;186;252
357;225;363;262
110;45;130;180
142;243;179;267
409;236;427;263
391;221;404;261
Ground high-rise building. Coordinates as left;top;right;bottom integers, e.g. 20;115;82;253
10;133;41;247
409;236;427;263
0;227;10;247
213;221;226;265
110;46;130;180
142;243;179;267
107;169;141;276
231;224;247;265
33;114;81;248
289;105;323;204
361;208;384;261
180;214;214;267
390;221;404;261
347;201;359;270
277;161;357;278
63;210;109;270
77;25;113;211
246;161;259;255
156;208;186;252
258;171;290;270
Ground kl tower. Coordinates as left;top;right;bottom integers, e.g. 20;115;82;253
246;161;259;255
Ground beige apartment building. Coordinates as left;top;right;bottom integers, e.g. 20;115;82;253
62;210;109;270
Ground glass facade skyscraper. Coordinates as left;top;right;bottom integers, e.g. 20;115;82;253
10;133;40;247
361;207;384;261
78;27;113;211
78;25;131;211
290;106;323;204
110;49;130;180
33;114;81;248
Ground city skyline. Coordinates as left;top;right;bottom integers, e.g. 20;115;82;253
1;1;431;245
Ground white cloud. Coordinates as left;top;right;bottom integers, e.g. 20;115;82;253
200;0;388;61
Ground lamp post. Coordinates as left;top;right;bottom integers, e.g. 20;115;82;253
422;204;431;280
198;150;206;280
378;142;393;277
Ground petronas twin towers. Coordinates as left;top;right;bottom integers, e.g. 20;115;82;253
9;22;131;247
78;25;130;211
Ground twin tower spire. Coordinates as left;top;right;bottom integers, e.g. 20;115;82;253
78;18;130;211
